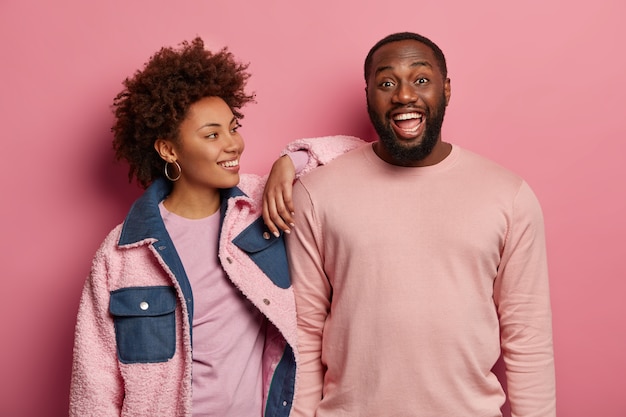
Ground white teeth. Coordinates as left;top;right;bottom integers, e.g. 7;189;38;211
219;159;239;168
394;112;422;121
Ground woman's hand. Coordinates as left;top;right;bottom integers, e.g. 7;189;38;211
263;155;296;237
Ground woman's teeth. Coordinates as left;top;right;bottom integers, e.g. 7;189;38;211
219;159;239;168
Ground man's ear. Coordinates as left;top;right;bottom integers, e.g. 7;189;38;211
154;139;176;162
444;78;451;106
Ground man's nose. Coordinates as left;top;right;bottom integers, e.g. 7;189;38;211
393;81;418;104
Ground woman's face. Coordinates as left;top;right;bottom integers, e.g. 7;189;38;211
173;96;245;191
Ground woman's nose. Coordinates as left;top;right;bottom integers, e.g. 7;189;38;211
224;132;243;152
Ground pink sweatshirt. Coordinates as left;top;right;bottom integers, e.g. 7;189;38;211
287;143;556;417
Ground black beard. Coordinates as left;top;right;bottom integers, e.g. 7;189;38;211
367;94;447;165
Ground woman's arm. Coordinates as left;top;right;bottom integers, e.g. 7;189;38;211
262;135;365;236
263;154;298;237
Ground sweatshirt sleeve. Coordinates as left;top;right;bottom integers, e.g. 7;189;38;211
285;150;309;175
281;135;365;177
69;233;124;416
286;180;331;417
493;181;556;417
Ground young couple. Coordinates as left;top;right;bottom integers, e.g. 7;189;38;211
70;33;555;417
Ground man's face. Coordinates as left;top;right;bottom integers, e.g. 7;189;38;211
366;39;451;166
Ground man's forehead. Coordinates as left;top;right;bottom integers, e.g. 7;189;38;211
372;40;436;68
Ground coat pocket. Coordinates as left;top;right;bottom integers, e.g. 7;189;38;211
110;286;177;364
232;217;291;289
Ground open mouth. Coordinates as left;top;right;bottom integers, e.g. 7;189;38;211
392;112;424;138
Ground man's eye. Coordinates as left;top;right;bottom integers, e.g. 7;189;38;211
380;81;394;88
416;77;429;85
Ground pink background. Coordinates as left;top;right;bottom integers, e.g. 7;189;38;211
1;0;625;415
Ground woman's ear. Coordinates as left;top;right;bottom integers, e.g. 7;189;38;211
154;139;176;162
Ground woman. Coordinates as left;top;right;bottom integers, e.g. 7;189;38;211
69;37;362;416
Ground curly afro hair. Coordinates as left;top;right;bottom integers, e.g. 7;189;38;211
112;37;255;188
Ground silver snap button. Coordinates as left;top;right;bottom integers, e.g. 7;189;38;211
263;232;271;240
282;401;288;406
139;301;149;310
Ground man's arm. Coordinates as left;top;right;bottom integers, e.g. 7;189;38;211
494;181;556;417
286;180;333;417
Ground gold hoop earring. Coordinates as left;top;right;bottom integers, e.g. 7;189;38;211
164;160;181;182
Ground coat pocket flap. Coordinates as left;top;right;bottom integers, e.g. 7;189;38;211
110;286;177;317
233;217;281;253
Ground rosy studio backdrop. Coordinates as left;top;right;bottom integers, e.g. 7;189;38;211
1;0;625;415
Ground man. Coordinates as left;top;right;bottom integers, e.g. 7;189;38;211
286;32;556;417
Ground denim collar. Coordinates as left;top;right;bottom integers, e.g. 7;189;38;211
118;177;247;246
